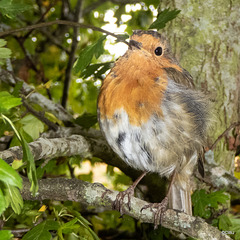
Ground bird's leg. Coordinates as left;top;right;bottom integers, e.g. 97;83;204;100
141;171;177;229
113;172;147;215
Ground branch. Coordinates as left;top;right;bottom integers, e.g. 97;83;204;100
61;0;83;108
21;177;231;240
0;68;73;123
0;20;130;47
1;131;240;196
0;135;90;164
210;121;240;150
22;98;58;131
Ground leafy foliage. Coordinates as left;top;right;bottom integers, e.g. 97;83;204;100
0;230;13;240
0;0;32;19
0;158;23;215
22;220;60;240
75;112;98;129
2;115;38;196
0;92;21;113
149;8;181;30
73;35;107;74
192;189;229;219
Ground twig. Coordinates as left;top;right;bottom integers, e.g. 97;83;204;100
210;121;240;150
0;20;130;47
24;0;59;39
61;0;83;108
22;98;59;131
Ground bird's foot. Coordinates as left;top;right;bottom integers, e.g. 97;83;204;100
141;196;169;229
113;185;135;216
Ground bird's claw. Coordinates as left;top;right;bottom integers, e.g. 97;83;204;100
141;196;169;229
113;185;135;216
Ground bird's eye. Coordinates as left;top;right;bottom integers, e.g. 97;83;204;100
154;47;163;56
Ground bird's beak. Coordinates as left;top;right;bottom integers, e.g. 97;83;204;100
129;40;142;50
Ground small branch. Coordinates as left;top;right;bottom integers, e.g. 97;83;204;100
210;121;240;150
1;130;240;196
0;68;73;123
22;98;58;131
0;135;90;164
61;0;83;108
0;20;130;47
39;29;70;54
21;177;231;240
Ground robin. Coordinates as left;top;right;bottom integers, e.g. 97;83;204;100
97;30;211;227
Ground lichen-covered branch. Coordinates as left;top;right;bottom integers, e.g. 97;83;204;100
1;132;240;196
0;135;90;164
21;177;231;240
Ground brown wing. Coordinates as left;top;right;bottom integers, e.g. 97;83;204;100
164;67;195;88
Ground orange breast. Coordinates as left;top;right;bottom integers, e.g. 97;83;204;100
98;52;171;126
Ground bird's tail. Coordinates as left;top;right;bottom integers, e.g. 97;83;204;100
168;179;192;215
167;153;199;215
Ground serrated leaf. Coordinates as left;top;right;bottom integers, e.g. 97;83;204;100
0;0;32;19
229;218;240;239
149;8;181;30
192;189;229;219
0;91;22;113
208;190;229;208
22;220;60;240
20;114;44;140
0;230;13;240
75;112;98;129
218;214;232;230
192;189;212;218
0;158;22;188
73;35;106;74
4;183;23;214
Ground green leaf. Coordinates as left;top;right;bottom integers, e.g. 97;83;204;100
208;190;230;208
0;188;8;215
149;8;181;30
0;230;13;240
22;220;60;240
1;114;38;196
218;214;232;230
20;114;44;140
73;35;106;74
0;91;22;113
0;158;22;189
57;218;80;239
192;189;229;219
21;135;38;195
0;0;32;19
75;112;98;129
192;189;213;218
4;183;23;214
229;218;240;239
0;39;11;65
80;62;112;80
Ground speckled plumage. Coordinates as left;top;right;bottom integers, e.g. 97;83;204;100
98;30;210;216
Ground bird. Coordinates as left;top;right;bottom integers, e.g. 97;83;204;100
97;29;211;227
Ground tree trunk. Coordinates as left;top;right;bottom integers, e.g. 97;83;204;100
161;0;240;170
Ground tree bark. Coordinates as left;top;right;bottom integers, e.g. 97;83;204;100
161;0;240;170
